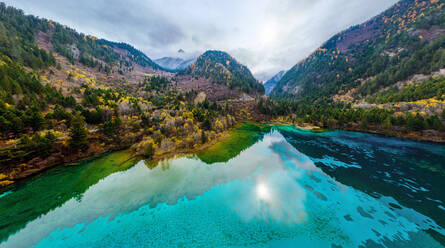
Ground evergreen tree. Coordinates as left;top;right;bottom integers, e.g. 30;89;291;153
383;116;393;134
202;116;212;130
427;115;443;131
201;130;207;144
26;106;45;131
413;114;425;131
102;116;121;137
69;113;89;150
406;113;415;131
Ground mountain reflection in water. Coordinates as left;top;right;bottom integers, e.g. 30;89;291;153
0;126;444;248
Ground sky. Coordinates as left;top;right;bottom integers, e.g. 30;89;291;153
5;0;398;81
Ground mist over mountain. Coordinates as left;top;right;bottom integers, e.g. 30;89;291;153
154;57;196;72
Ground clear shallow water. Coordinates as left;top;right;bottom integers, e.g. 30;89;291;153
0;126;444;247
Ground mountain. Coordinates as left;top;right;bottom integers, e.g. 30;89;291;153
264;71;285;96
259;0;445;142
0;3;239;182
176;50;264;100
154;57;196;72
272;0;445;105
0;2;168;95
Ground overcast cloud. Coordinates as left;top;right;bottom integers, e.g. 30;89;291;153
4;0;398;81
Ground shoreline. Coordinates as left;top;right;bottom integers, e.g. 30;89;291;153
264;120;445;143
0;128;234;189
144;130;231;163
0;144;134;188
2;121;444;189
265;121;324;131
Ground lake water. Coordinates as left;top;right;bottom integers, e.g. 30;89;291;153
0;124;444;247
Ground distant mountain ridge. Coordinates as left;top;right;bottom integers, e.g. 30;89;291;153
154;57;196;72
264;71;285;96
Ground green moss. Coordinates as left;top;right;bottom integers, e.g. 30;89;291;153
196;122;268;164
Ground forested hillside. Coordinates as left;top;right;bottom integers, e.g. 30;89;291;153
0;3;239;186
178;51;264;95
0;3;161;73
273;0;445;99
263;0;445;141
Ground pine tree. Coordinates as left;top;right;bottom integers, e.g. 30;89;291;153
27;106;45;131
406;112;416;131
360;115;369;130
69;113;89;150
201;130;207;144
383;116;392;134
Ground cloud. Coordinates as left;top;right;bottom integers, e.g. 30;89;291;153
4;0;398;81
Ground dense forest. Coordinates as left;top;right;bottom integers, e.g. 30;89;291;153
258;97;444;132
0;3;55;69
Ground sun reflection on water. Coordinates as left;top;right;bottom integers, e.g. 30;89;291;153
2;130;445;248
256;183;271;201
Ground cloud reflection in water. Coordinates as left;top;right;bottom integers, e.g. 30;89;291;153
1;131;444;248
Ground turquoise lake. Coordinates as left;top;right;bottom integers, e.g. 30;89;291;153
0;125;444;247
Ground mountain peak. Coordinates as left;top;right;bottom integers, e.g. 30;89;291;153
195;50;248;71
177;50;264;96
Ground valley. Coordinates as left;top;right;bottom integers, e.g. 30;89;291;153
0;0;445;247
1;0;445;186
0;0;444;185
